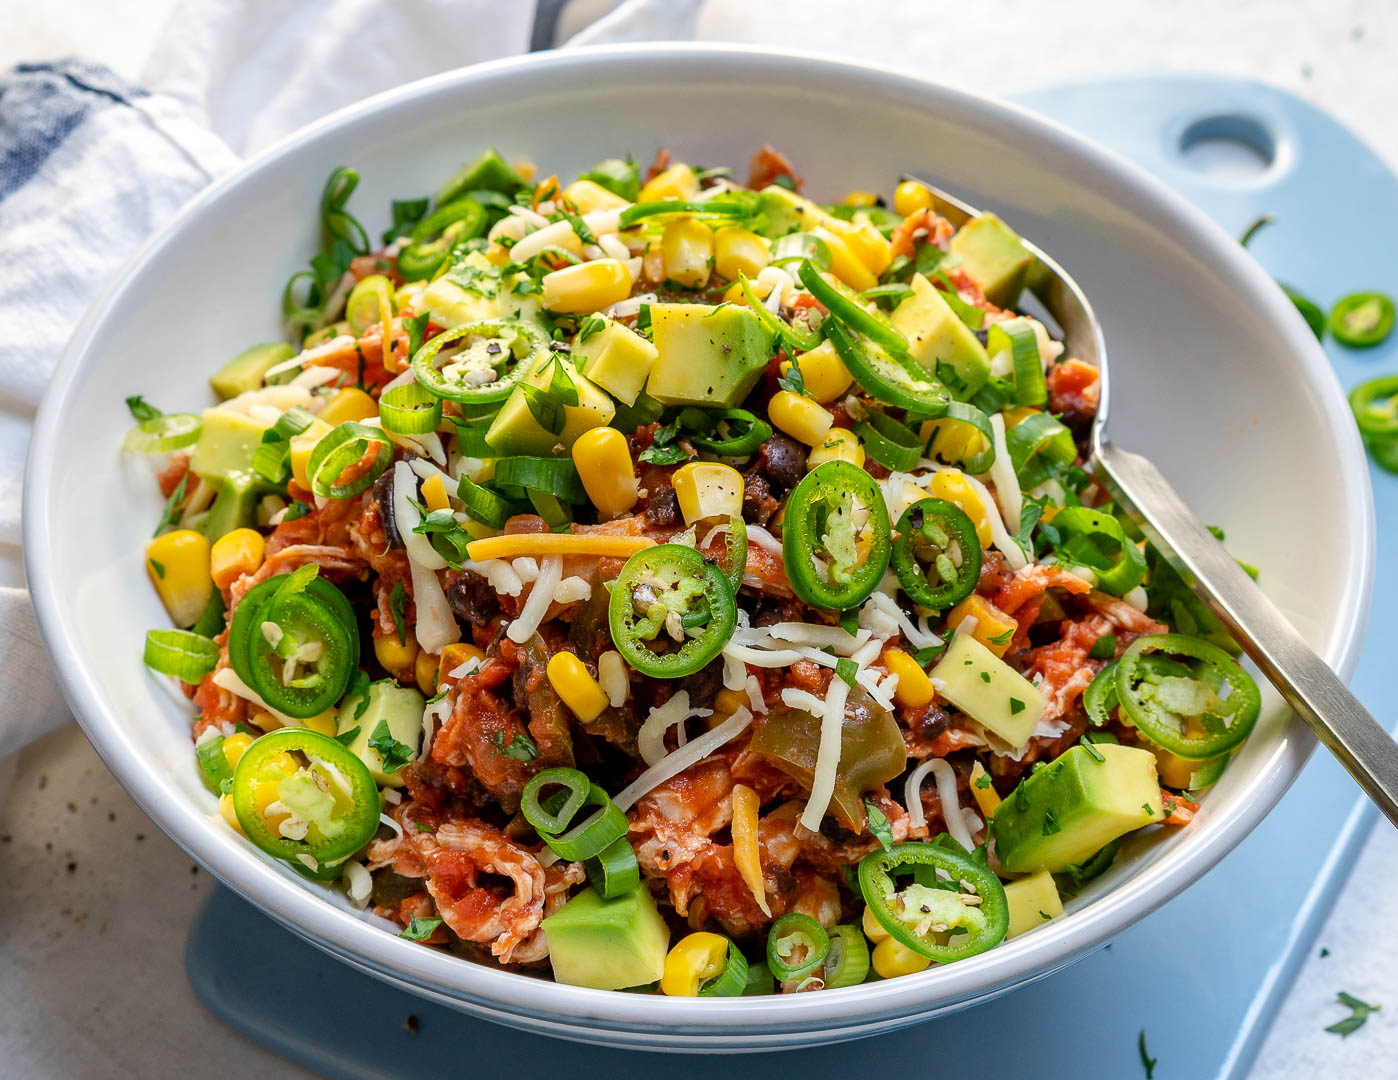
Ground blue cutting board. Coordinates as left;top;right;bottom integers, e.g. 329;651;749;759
187;74;1398;1078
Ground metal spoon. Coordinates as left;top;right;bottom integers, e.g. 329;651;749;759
904;174;1398;825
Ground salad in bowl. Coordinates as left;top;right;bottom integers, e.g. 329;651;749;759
128;143;1261;997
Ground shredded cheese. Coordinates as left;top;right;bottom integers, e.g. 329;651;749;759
464;533;655;562
637;691;713;766
987;413;1022;535
798;675;851;833
506;555;563;643
393;461;447;571
613;708;754;812
961;472;1029;571
410;556;460;654
598;651;628;707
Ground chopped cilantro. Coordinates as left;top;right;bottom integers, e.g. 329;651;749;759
987;627;1014;646
1088;634;1117;660
415;821;434;834
835;657;858;688
979;671;991;683
333;726;360;746
125;395;162;422
864;799;893;852
839;607;861;636
1039;910;1052;920
343;669;370;720
1138;1030;1157;1079
776;362;808;397
152;473;189;538
398;916;443;941
148;558;166;579
1008;696;1025;715
1326;992;1381;1037
974;772;992;790
1042;808;1061;836
283;501;310;522
490;729;539;762
638;443;691;466
389;580;408;646
1014;782;1030;812
576;314;606;343
369;719;415;774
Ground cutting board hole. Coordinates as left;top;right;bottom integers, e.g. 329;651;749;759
1178;115;1275;179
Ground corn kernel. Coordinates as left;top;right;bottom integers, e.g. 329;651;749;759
563;178;629;213
300;708;338;738
438;642;486;688
660;932;730;996
420;473;450;513
946;594;1018;657
768;390;834;448
920;414;993;471
928;470;992;547
807;427;865;470
514;160;537;183
540;259;633;314
786;340;854;403
660;218;714;288
222;731;254;770
713;226;770;281
638;163;699;204
810;226;877;292
825;217;893;277
146;529;213;627
318;387;379;426
1154;748;1200;789
843;190;879;207
872;936;933;979
415;647;439;695
572;427;638;518
862;904;891;943
484;242;511;267
546;651;609;723
219;793;244;835
969;761;1001;819
672;462;745;526
290;417;334;490
374;631;419;680
209;528;265;590
894;180;934;217
884;648;935;709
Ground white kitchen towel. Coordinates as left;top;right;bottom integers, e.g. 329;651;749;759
0;0;537;759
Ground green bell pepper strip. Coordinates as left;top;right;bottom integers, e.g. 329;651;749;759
917;401;996;475
1349;375;1398;440
378;382;443;435
986;317;1046;407
854;410;924;472
230;728;381;874
144;628;220;682
687;408;773;458
608;544;737;678
699;939;750;997
411;320;546;404
766;912;831;982
586;836;640;900
737;274;822;353
821;924;871;988
123;412;202;454
1114;633;1261;759
1050;507;1147;596
306;421;392;499
891;498;982;612
1330;292;1395;349
782;460;892;610
228;570;360;718
797;259;909;359
857;841;1009;963
825;319;950;415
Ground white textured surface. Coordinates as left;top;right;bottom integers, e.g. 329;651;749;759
1;0;1395;1076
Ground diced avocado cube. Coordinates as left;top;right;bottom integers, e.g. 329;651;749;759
947;214;1034;308
1003;869;1064;939
645;303;775;408
930;633;1045;747
189;408;268;481
195;473;261;541
756;184;825;237
436;148;526;205
336;681;425;786
541;885;670;990
210;343;295;400
574;318;659;405
993;744;1165;873
485;355;615;456
889;274;990;400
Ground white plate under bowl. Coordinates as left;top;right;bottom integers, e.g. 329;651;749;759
24;44;1373;1051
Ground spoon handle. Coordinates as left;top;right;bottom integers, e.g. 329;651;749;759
1092;438;1398;825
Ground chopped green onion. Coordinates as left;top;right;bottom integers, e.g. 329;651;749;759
917;401;996;475
521;768;590;834
854;409;923;471
122;413;202;454
766;912;831;982
737;273;821;353
586;836;640;899
986;318;1045;407
1006;411;1076;476
492;456;587;503
770;232;832;273
821;924;871;989
305;421;392;499
378;382;443;435
143;628;220;682
798;259;909;359
539;784;629;862
456;475;520;529
698;938;750;997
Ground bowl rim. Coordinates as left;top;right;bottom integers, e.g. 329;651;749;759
24;41;1375;1040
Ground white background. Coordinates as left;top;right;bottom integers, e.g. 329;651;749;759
1;1;1395;1076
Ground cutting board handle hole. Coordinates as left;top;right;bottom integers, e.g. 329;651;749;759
1178;114;1276;180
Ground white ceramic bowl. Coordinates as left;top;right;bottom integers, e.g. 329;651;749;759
25;44;1373;1051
